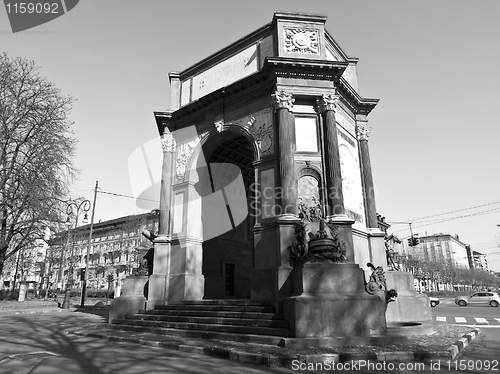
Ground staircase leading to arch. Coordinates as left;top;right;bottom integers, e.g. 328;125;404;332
107;300;294;345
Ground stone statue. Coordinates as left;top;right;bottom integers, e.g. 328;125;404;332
365;262;397;304
132;247;154;276
385;234;400;271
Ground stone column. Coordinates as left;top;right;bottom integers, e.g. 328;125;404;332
252;91;299;310
271;90;297;216
316;94;344;216
356;115;386;268
356;116;378;228
159;130;176;236
316;94;355;262
147;129;176;309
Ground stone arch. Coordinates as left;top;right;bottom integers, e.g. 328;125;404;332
180;127;256;299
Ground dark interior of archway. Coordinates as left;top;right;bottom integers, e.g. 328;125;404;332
201;134;254;299
206;135;254;195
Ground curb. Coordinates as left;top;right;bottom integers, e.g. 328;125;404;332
71;327;481;368
0;308;66;316
447;328;481;360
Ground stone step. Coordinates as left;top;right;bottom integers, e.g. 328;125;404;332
137;309;283;320
111;318;294;337
168;299;274;306
104;323;289;344
125;313;290;328
154;304;277;313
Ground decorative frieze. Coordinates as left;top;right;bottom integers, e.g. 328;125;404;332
161;134;176;153
246;109;274;156
356;122;370;141
176;137;201;180
316;94;339;113
271;90;294;112
284;27;319;55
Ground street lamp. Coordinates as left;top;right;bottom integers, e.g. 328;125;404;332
81;181;98;308
61;200;90;309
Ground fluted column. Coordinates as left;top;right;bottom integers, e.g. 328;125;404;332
272;90;297;215
317;94;345;217
158;129;176;236
356;116;378;228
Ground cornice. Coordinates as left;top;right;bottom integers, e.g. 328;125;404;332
167;69;270;126
264;56;348;79
154;110;173;136
272;11;328;25
336;76;379;115
162;56;378;131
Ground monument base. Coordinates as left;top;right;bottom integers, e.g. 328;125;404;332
109;276;148;323
385;271;432;324
284;263;387;338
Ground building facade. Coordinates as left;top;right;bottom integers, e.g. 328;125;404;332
1;211;160;292
472;250;489;270
413;233;472;269
1;238;48;291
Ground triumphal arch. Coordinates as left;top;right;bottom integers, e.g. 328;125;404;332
113;11;431;338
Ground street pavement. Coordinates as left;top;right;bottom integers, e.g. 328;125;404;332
431;297;500;327
0;307;296;374
0;299;498;373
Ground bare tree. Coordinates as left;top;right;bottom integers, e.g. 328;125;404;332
0;53;77;275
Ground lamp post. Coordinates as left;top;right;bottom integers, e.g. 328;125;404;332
81;181;98;308
61;200;90;309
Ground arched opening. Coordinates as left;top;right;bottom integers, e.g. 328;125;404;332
199;131;255;299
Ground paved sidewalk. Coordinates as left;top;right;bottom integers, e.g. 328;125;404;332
0;298;104;315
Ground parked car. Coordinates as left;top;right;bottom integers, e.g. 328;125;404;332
454;292;500;307
429;296;440;307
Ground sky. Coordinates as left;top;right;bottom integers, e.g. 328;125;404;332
2;0;500;271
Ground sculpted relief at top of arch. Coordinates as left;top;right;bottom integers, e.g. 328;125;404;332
174;108;274;180
216;108;274;157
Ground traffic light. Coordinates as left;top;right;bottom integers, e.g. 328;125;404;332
80;269;86;281
407;238;413;247
412;234;420;246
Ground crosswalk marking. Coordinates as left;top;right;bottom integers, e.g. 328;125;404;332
435;316;500;325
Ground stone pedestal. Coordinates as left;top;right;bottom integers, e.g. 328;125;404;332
109;276;148;323
251;215;299;309
284;263;387;338
18;283;27;302
385;271;432;323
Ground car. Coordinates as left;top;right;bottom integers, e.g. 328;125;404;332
454;292;500;307
429;296;439;307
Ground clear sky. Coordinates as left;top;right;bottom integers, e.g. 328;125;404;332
2;0;500;271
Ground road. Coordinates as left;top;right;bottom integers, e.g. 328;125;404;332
0;303;498;374
431;297;500;327
0;309;295;374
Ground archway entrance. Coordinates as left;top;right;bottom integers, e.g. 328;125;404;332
200;132;255;299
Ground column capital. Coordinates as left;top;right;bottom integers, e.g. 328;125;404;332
316;93;339;113
161;132;176;153
356;121;370;141
271;90;294;112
